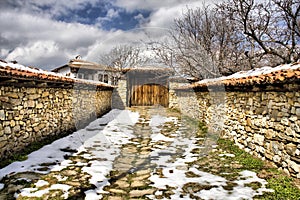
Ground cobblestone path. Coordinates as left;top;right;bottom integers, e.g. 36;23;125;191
0;107;272;199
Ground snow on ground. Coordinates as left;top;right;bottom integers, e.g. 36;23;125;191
148;114;273;200
0;109;140;199
19;184;72;199
35;180;49;187
150;115;178;142
0;108;274;199
198;62;300;84
81;110;140;199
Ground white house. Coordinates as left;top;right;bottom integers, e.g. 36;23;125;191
52;59;119;85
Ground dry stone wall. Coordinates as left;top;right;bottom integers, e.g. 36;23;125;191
0;84;112;160
170;69;300;178
112;78;127;109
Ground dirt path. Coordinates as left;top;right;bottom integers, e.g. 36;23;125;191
0;107;273;199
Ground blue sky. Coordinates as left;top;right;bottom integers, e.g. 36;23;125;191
0;0;221;70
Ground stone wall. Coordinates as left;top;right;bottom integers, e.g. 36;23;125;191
112;78;127;109
0;81;113;160
171;68;300;178
223;90;300;178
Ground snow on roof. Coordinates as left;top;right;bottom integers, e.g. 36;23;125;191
0;60;114;88
178;62;300;90
52;59;116;72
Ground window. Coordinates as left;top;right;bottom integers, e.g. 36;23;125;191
104;74;108;83
98;74;103;82
77;73;83;79
111;77;118;85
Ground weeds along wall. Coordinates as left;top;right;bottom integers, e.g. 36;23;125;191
0;69;113;160
170;68;300;178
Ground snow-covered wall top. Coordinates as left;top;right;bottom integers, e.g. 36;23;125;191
177;62;300;91
0;60;114;90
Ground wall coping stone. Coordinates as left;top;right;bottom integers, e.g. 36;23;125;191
174;62;300;92
0;63;115;90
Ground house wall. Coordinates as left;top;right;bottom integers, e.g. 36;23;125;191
56;67;75;78
169;79;300;178
0;82;113;160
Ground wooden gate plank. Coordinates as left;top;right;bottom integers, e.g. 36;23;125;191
128;73;169;107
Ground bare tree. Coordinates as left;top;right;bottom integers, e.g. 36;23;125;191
218;0;300;66
151;5;247;79
99;44;147;72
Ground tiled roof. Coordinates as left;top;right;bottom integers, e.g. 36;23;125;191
0;61;114;89
52;59;116;72
177;62;300;90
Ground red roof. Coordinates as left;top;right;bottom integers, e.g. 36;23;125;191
177;62;300;90
0;61;115;89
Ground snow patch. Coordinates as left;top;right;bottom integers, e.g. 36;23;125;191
0;109;136;180
218;153;235;158
198;62;300;84
35;180;49;188
0;60;111;86
19;183;71;198
148;115;272;199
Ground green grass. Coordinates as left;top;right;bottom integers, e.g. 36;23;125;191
217;138;300;199
258;176;300;200
0;129;76;169
0;154;28;169
217;139;264;171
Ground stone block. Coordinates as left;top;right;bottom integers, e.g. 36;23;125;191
6;93;19;99
270;141;280;154
291;124;300;133
274;124;285;132
27;100;35;108
28;94;40;100
287;160;300;173
296;108;300;117
4;126;11;134
36;103;44;109
42;91;49;97
265;151;274;160
253;134;264;146
286;143;297;156
12;125;20;133
0;96;9;102
286;127;295;136
26;88;36;94
273;155;281;163
0;110;5;120
0;140;7;148
280;117;289;126
10;120;15;127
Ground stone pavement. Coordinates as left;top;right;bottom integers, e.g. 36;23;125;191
0;106;273;199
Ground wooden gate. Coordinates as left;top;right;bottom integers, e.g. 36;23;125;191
127;69;169;107
131;84;168;106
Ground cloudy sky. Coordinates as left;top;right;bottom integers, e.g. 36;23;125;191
0;0;220;70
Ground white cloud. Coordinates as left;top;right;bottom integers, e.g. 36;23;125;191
85;28;171;62
6;41;66;68
0;11;108;70
0;0;225;70
95;8;120;28
0;0;106;19
114;0;194;12
140;0;222;29
106;8;119;19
